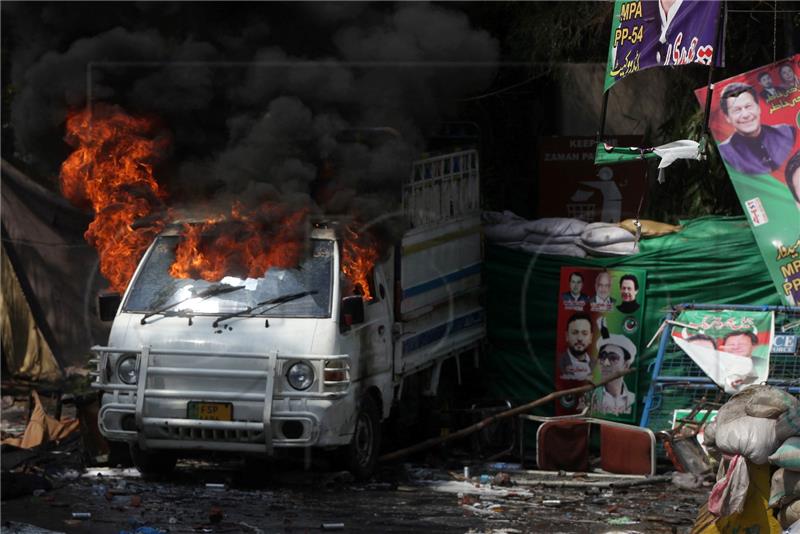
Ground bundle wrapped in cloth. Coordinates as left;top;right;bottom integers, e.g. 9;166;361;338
702;385;800;526
577;222;638;256
770;407;800;530
704;386;798;465
482;212;682;258
482;211;587;258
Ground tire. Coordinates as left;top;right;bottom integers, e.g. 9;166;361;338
129;444;177;478
342;395;381;481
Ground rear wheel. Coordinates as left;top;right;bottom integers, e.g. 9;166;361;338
342;395;381;481
129;444;177;478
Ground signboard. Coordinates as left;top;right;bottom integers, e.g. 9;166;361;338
604;0;724;91
771;334;798;355
538;136;647;222
555;267;646;422
671;310;775;394
696;55;800;305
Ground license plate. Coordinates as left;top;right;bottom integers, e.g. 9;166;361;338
187;402;233;421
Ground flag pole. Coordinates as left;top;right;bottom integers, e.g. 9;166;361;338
597;90;610;145
701;0;727;144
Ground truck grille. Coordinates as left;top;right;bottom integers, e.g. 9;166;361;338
160;426;265;443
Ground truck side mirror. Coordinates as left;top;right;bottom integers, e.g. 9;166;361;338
341;295;365;329
97;292;121;322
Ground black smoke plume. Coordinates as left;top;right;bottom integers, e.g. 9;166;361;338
5;2;498;238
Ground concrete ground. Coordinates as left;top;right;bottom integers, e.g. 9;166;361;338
1;457;707;534
1;393;708;534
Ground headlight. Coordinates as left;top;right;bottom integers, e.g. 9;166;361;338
117;354;138;385
286;362;314;391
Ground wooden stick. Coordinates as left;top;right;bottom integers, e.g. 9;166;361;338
514;474;671;489
378;368;636;463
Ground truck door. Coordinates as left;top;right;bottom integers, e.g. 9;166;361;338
360;265;392;380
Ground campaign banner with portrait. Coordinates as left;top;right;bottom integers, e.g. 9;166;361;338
604;0;723;91
555;267;647;422
696;55;800;305
671;310;774;394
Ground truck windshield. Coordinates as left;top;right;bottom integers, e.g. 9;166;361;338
124;237;333;318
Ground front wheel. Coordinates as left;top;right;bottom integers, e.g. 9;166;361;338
341;395;381;481
129;444;177;478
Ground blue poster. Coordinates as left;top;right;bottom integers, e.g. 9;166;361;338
605;0;724;91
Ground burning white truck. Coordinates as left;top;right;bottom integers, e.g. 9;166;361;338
90;150;485;479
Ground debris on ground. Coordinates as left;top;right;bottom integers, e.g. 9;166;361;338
0;389;711;533
1;522;66;534
1;392;79;450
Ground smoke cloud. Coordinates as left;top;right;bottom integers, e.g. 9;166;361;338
5;2;498;235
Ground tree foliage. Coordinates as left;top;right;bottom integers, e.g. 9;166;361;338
462;1;799;222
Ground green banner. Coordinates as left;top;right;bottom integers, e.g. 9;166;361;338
696;55;800;305
594;143;659;166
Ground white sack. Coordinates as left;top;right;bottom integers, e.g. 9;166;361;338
520;218;587;237
578;241;640;257
745;387;800;419
483;222;529;243
715;416;777;464
523;233;578;245
714;389;781;464
777;405;800;443
770;468;800;508
580;224;635;246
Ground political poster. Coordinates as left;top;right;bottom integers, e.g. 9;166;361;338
604;0;724;91
671;310;774;394
696;55;800;305
555;267;646;422
538;136;646;222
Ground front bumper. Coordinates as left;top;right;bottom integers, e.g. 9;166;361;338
91;346;353;454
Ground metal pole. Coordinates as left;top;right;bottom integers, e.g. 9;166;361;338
640;312;673;428
597;90;610;144
702;1;727;138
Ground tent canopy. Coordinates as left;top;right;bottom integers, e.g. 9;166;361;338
1;160;110;383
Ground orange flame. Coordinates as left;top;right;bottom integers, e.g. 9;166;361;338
60;105;381;295
342;226;380;301
169;205;309;281
60;104;169;292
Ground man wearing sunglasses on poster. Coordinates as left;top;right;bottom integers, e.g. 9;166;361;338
592;332;637;416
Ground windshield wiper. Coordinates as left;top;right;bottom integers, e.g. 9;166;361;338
212;290;318;327
140;284;245;325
